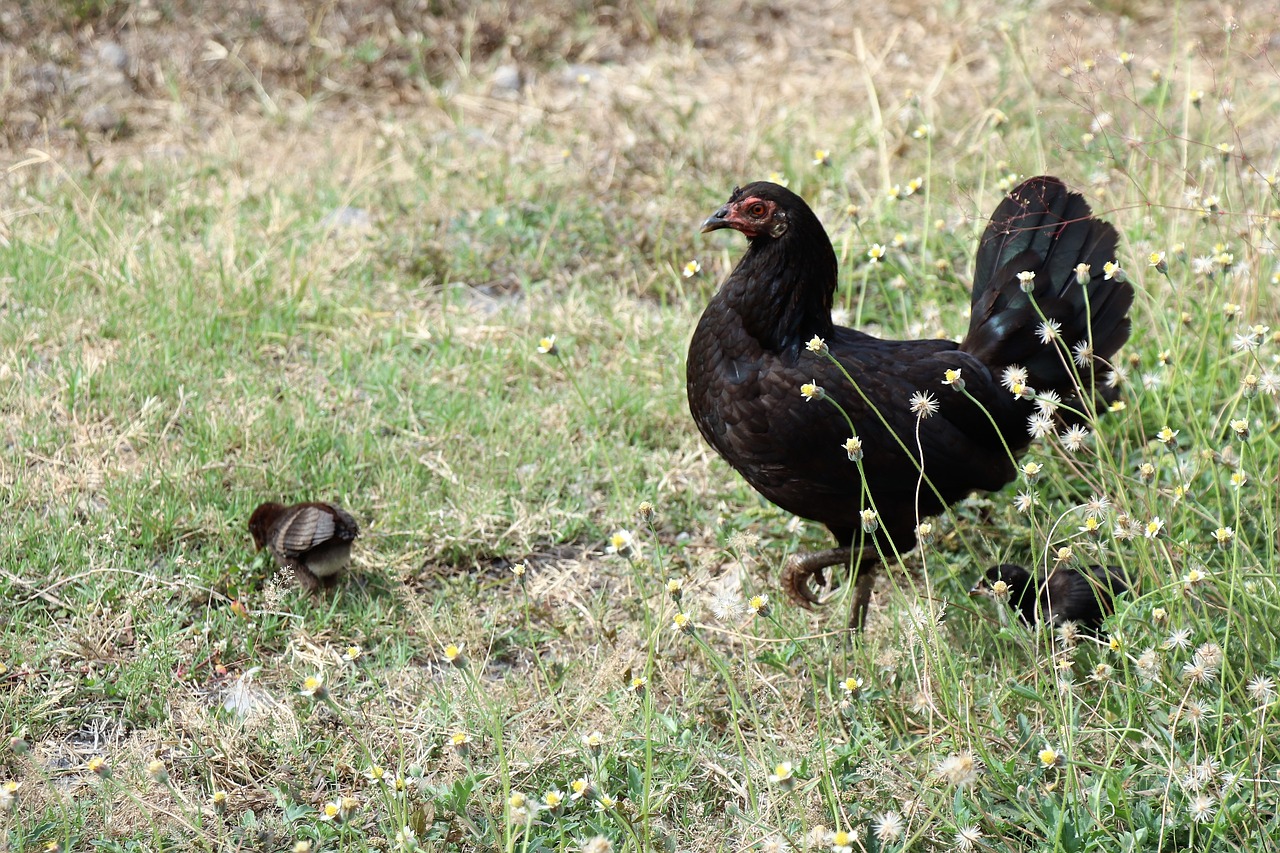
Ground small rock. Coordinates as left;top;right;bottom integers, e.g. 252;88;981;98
145;144;188;162
265;3;308;46
82;102;122;133
70;63;131;98
320;207;373;233
491;63;522;94
23;62;65;98
77;494;109;517
96;41;128;72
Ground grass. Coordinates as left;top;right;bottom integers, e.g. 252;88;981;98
2;1;1280;851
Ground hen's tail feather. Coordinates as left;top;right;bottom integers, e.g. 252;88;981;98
962;176;1133;403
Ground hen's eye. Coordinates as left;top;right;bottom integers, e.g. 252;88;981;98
747;202;767;217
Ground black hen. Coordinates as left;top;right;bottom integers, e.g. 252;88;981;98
972;563;1129;629
249;501;360;592
687;177;1132;626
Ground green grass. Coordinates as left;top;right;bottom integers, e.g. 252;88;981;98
2;3;1280;851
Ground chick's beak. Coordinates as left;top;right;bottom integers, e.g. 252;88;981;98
701;205;733;233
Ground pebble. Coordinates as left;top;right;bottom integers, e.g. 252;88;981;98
82;102;122;133
96;41;128;71
491;63;522;94
320;207;374;233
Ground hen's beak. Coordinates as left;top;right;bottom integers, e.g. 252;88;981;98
968;579;989;598
701;205;732;233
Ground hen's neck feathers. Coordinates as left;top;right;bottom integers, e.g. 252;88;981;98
718;220;838;351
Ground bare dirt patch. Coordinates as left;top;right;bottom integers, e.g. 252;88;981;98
5;0;1274;182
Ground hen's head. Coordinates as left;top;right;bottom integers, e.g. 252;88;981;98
702;181;810;241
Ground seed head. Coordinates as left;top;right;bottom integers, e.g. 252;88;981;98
909;390;939;418
873;811;904;842
935;751;982;786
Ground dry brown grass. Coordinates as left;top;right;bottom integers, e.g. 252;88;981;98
5;0;1274;189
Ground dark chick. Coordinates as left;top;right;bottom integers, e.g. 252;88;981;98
687;178;1132;627
248;501;360;592
972;563;1129;629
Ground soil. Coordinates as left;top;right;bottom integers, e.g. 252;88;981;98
2;0;1277;212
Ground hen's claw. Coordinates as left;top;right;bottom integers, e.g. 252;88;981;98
782;555;826;608
781;546;863;606
780;546;883;628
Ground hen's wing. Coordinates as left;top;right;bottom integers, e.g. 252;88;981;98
698;329;1022;541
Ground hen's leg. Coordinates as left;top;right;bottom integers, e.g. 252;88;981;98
849;568;879;631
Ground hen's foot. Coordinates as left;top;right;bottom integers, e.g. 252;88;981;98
782;547;848;608
782;547;879;618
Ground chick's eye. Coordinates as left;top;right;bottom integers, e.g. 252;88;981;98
747;202;767;218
